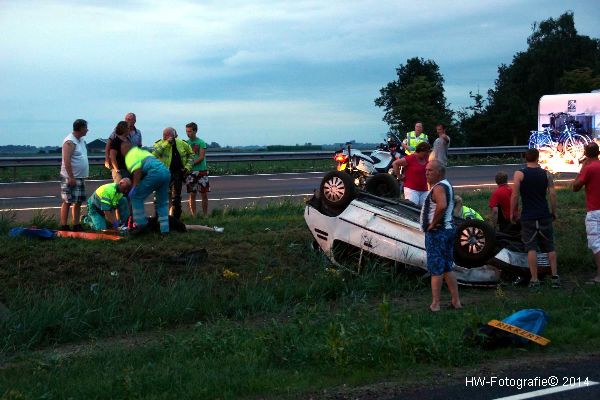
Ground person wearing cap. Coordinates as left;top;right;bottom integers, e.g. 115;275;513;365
572;142;600;285
59;118;89;231
84;178;132;231
122;143;171;234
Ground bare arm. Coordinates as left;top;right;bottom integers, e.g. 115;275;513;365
427;185;447;231
572;161;590;192
510;171;523;224
62;141;76;186
396;157;408;168
547;172;557;218
491;206;499;228
104;138;113;169
195;147;206;165
109;149;119;171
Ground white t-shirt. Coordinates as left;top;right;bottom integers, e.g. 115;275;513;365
60;133;89;178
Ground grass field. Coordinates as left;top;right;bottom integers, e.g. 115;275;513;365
0;189;598;399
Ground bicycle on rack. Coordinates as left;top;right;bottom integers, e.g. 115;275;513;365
528;112;590;161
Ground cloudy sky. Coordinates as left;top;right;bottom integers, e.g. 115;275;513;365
1;0;599;147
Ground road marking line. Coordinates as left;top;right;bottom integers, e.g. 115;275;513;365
0;194;313;212
0;195;57;200
493;381;598;400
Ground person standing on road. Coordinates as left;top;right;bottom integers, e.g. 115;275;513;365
185;122;210;218
510;148;560;288
393;142;431;206
572;142;600;284
122;143;171;234
59;119;89;232
104;112;142;169
421;160;462;312
429;123;450;167
401;121;429;156
152;127;194;220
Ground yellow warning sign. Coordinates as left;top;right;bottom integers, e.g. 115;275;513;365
487;320;551;346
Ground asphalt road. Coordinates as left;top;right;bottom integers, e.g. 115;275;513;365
0;164;577;222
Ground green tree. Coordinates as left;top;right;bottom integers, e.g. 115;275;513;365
476;11;600;145
456;91;489;146
374;57;454;139
558;67;600;93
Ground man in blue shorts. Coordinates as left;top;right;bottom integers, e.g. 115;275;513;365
510;148;559;288
421;160;462;312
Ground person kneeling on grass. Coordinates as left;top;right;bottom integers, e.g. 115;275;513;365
453;195;484;220
84;178;132;231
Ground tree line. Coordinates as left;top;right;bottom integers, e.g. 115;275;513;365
375;12;600;146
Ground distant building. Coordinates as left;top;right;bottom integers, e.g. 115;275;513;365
87;138;107;153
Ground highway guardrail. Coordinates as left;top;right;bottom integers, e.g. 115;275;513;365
0;146;529;168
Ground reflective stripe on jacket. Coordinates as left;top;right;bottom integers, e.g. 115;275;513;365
405;131;428;155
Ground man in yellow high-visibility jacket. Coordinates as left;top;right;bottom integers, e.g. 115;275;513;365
153;127;194;220
84;178;131;230
402;121;429;155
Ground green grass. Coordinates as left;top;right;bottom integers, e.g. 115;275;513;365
0;190;598;399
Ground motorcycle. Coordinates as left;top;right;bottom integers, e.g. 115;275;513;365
320;133;402;209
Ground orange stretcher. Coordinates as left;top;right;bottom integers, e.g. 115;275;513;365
55;230;124;241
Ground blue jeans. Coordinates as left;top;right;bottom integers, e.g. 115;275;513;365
132;158;171;233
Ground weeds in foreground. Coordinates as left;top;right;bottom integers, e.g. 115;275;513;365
1;196;599;399
0;211;16;234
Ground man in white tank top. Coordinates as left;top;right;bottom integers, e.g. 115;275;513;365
59;119;89;231
421;160;462;312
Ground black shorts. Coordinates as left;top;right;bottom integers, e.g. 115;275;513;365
520;218;555;252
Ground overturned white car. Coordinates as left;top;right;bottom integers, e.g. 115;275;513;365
305;172;551;286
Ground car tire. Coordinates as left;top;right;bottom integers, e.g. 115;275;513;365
453;219;497;268
365;174;400;198
320;171;355;210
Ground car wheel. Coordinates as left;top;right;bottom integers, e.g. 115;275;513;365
365;174;400;198
320;171;355;210
453;219;497;268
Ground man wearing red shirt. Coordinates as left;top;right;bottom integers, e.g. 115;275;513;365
393;142;431;206
573;142;600;284
489;171;515;231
